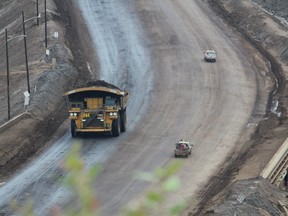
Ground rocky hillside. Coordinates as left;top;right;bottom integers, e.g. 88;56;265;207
0;0;94;180
253;0;288;19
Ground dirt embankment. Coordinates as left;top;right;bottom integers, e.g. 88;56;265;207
0;0;97;181
191;0;288;215
253;0;288;19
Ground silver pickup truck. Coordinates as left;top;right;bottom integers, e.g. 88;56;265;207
174;140;193;158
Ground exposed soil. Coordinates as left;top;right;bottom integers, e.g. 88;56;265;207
0;0;96;180
189;0;288;215
1;0;288;215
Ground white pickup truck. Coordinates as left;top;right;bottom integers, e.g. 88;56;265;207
204;50;217;62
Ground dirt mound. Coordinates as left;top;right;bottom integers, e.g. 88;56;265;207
203;177;288;216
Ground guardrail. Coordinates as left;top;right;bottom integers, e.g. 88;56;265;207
0;111;31;134
260;137;288;187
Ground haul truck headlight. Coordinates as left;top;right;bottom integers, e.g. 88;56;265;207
70;112;78;116
109;112;117;116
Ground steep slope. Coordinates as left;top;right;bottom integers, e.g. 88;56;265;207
0;0;95;180
192;0;288;215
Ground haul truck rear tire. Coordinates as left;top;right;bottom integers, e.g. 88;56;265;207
71;120;78;137
112;117;120;137
120;110;126;132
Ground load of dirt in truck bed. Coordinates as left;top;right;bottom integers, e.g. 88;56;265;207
84;80;123;90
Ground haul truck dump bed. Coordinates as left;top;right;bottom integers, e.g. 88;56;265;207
64;80;128;137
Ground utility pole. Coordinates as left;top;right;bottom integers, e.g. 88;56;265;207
36;0;39;26
5;28;10;120
44;0;47;48
22;11;30;94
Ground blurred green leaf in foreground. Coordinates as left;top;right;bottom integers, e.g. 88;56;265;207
123;160;187;216
11;142;187;216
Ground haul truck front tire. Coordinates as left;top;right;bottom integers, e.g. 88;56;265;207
112;117;120;137
120;110;126;132
71;120;78;137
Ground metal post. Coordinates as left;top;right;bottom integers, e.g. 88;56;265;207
44;0;47;48
36;0;39;26
22;11;30;94
5;28;10;120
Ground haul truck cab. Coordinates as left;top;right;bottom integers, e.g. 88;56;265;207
64;81;128;137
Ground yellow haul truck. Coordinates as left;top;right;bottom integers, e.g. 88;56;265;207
64;80;128;137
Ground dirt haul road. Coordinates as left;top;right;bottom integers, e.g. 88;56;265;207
0;0;272;215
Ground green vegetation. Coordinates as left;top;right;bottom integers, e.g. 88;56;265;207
60;143;101;216
11;142;186;216
123;160;187;216
10;199;34;216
